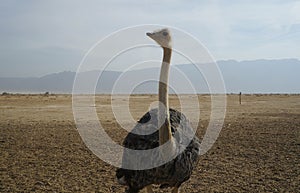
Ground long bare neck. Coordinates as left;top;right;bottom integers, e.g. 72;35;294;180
159;47;172;146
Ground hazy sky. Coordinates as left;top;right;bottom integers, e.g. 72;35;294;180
1;0;300;77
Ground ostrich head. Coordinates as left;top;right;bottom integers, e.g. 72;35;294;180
146;28;172;48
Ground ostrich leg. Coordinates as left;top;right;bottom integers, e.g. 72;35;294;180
146;185;154;193
171;187;179;193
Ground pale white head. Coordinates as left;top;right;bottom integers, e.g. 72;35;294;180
146;28;172;48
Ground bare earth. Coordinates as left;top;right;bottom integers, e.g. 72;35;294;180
0;94;299;193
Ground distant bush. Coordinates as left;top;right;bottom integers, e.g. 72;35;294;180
44;92;49;96
2;92;9;96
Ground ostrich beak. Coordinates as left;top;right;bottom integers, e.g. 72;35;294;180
146;32;153;37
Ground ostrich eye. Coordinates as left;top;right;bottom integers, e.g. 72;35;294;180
163;32;168;36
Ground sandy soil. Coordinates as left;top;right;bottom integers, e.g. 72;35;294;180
0;94;299;192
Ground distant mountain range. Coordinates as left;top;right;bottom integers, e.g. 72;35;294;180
0;59;299;94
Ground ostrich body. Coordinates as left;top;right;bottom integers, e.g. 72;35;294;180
116;29;201;193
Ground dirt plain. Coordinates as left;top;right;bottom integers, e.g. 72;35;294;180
0;94;299;193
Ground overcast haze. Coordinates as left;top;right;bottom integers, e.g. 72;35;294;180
1;0;300;77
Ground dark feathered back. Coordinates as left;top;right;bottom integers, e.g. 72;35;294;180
116;108;201;192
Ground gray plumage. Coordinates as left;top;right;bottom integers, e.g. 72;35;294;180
116;108;201;193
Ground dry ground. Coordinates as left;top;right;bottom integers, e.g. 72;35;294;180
0;94;299;192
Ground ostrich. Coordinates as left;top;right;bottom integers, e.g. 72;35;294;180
116;28;201;193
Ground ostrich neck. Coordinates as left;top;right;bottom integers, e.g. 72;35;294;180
158;47;172;146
